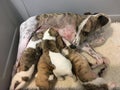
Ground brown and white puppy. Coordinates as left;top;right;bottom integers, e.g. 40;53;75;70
62;46;97;82
35;28;74;89
10;64;35;90
35;48;55;89
79;13;111;67
18;47;41;72
43;28;74;80
18;30;43;72
14;12;110;76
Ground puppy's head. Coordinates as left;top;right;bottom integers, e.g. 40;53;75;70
42;28;58;41
79;13;111;44
49;28;65;50
41;28;65;52
49;28;59;37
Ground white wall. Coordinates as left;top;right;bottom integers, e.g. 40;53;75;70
11;0;120;20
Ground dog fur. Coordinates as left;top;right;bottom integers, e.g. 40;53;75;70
23;22;120;90
35;50;55;89
14;13;111;76
44;29;74;80
9;64;35;90
18;47;41;72
62;47;97;82
83;77;109;90
35;28;74;89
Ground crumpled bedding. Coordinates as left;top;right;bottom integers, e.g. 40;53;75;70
24;22;120;89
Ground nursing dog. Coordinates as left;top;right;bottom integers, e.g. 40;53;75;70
36;12;111;67
13;12;111;76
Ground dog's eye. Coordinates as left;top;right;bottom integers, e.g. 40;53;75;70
82;31;89;36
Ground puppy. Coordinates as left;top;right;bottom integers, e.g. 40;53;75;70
18;35;42;72
10;64;35;90
35;28;75;89
62;41;115;90
62;46;97;82
35;50;55;89
17;28;44;72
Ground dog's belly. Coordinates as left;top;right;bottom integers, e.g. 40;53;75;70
58;24;76;43
49;51;72;76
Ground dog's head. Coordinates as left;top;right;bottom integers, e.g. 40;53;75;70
75;13;111;46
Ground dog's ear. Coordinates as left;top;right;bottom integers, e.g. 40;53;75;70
84;12;92;15
97;15;109;26
36;42;42;48
49;28;58;37
56;36;65;49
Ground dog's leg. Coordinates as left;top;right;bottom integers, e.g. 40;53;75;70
80;43;109;68
15;81;26;90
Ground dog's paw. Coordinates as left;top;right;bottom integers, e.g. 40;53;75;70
91;53;110;69
83;78;108;90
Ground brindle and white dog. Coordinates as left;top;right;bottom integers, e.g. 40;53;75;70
13;12;111;76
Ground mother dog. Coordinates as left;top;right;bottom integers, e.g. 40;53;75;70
13;12;111;75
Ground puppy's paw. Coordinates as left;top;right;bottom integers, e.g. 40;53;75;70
91;54;110;69
83;78;108;90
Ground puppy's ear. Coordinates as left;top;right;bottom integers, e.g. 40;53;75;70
56;36;65;49
49;28;58;37
36;42;42;49
97;15;109;26
36;15;40;20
